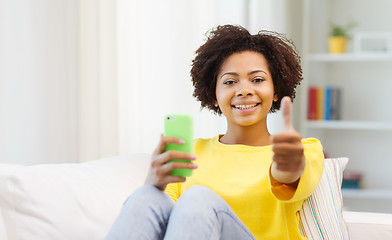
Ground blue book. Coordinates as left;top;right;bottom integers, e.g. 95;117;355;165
324;87;332;120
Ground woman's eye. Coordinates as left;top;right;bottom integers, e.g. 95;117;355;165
253;78;264;83
224;80;235;85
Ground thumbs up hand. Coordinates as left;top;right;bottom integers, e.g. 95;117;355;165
270;96;305;185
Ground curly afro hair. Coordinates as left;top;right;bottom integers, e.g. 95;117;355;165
191;24;303;115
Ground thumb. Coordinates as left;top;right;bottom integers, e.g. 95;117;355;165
281;96;294;132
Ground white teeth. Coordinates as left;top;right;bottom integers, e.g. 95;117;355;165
234;104;258;110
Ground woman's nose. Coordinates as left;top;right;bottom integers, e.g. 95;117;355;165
236;82;254;97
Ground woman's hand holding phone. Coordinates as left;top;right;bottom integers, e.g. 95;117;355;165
144;135;198;191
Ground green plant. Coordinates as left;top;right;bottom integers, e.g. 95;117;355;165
330;22;357;38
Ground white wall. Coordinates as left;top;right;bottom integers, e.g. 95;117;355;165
0;0;80;164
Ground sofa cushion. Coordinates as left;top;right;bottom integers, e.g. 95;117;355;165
0;154;150;240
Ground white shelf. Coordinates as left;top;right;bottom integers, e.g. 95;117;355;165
305;120;392;131
308;53;392;62
342;189;392;199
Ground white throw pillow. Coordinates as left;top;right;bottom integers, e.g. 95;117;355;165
0;154;150;240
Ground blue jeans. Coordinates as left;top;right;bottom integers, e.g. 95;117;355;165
105;185;256;240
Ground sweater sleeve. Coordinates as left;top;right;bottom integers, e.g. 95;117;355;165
164;182;182;202
269;138;324;202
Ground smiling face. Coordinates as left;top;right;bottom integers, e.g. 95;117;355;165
215;51;277;127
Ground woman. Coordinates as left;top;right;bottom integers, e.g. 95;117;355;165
106;25;324;240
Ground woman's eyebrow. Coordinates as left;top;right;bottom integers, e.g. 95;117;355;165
220;72;238;79
248;70;268;75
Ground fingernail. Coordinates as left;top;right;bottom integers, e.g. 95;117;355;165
190;154;197;160
192;163;198;169
178;139;185;144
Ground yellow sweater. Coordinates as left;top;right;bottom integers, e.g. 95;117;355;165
165;135;324;240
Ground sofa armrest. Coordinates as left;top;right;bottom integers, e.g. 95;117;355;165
343;211;392;239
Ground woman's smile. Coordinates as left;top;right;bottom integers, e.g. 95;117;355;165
232;102;261;113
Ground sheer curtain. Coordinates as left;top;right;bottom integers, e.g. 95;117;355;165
80;0;292;161
80;0;118;162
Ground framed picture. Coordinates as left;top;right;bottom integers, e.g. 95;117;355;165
354;32;392;54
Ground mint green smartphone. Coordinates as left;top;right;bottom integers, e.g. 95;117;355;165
164;114;194;177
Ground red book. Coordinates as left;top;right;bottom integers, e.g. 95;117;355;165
308;87;317;120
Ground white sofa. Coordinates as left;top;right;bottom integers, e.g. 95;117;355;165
1;154;392;240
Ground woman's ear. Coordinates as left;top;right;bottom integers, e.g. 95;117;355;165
273;94;278;102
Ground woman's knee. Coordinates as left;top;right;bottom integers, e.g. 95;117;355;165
166;185;230;238
180;185;221;199
123;185;174;214
175;185;227;212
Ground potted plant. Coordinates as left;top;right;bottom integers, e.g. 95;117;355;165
329;22;357;54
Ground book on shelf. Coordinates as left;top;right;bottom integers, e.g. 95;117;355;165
317;87;324;120
342;171;363;189
308;86;341;121
308;87;317;120
330;87;341;120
